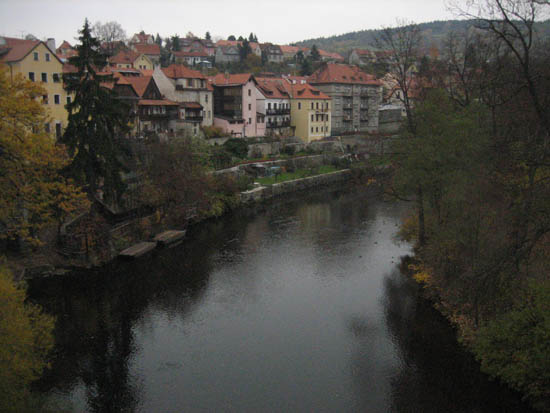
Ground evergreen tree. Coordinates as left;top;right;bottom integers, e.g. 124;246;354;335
310;44;321;61
155;33;162;46
237;35;244;41
171;34;181;51
238;38;252;62
205;31;211;40
62;19;130;202
300;58;313;76
227;35;236;41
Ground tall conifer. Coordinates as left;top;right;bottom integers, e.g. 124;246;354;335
62;19;130;203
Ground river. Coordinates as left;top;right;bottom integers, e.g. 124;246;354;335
29;188;533;412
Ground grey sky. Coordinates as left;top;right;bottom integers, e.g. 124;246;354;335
0;0;456;46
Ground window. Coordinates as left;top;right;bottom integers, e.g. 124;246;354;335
316;127;318;132
44;123;50;133
41;73;47;82
55;122;62;139
311;127;313;133
248;103;251;110
311;114;314;122
316;102;319;109
311;102;314;109
66;96;71;104
53;73;60;82
208;110;211;119
54;95;60;104
205;94;208;103
274;103;277;109
45;53;50;62
42;95;48;104
268;102;271;109
248;89;251;97
33;52;39;61
28;72;35;82
248;117;252;124
188;79;193;87
298;102;301;110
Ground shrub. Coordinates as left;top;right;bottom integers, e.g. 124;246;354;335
223;138;249;159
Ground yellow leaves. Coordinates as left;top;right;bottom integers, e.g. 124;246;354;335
0;65;89;244
409;262;433;286
0;265;54;411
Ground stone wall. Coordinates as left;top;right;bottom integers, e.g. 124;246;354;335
239;169;352;203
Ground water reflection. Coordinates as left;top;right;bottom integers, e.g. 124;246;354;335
28;188;533;412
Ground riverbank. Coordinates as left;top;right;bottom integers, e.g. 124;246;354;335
9;161;375;280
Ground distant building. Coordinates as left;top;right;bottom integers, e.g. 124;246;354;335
284;82;331;143
260;43;284;64
171;50;212;66
309;63;382;134
131;43;161;65
109;50;154;71
0;36;70;138
153;64;214;136
56;40;77;62
129;32;155;45
255;77;292;136
215;44;240;64
210;73;265;138
348;49;376;66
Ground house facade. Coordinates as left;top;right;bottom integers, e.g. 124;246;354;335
260;43;284;64
348;49;376;65
131;43;161;65
109;50;154;71
286;82;331;143
215;45;240;64
256;77;292;136
153;64;214;136
210;73;265;138
0;36;70;138
309;63;382;134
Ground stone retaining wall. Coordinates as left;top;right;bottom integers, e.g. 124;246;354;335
240;169;352;203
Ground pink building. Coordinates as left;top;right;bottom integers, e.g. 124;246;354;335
210;73;266;138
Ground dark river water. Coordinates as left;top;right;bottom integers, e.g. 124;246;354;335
29;188;533;412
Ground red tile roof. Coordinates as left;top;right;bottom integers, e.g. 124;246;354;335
161;64;206;79
123;76;153;97
286;82;330;100
0;37;40;63
309;63;381;85
280;45;301;54
133;43;161;56
319;49;344;61
210;73;255;86
181;102;203;109
256;77;290;99
353;48;374;56
109;50;140;65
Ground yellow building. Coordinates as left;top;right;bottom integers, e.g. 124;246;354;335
286;82;331;143
109;50;154;71
0;37;70;138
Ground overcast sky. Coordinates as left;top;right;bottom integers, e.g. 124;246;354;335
0;0;457;47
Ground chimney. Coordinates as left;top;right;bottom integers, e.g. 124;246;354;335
46;38;56;52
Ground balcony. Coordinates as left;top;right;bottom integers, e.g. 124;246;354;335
184;115;203;122
266;108;290;115
343;115;352;122
267;120;291;128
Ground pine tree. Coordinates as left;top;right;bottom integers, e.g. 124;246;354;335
310;44;321;61
62;19;130;203
205;31;211;40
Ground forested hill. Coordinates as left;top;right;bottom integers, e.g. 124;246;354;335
294;19;550;55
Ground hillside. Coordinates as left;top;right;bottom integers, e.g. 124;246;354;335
294;19;550;56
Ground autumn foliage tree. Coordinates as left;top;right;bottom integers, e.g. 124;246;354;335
0;66;88;246
0;265;54;411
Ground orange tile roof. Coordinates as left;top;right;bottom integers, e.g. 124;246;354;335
319;49;344;61
133;43;160;56
140;69;154;76
123;76;153;97
210;73;255;86
287;82;330;100
280;45;301;54
109;50;140;65
309;63;381;85
256;77;290;99
0;37;40;62
162;64;206;79
181;102;203;109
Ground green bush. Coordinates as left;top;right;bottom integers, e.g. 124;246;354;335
223;138;249;159
473;280;550;411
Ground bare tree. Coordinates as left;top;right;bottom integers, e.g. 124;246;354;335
376;20;427;246
92;20;127;55
375;19;422;134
